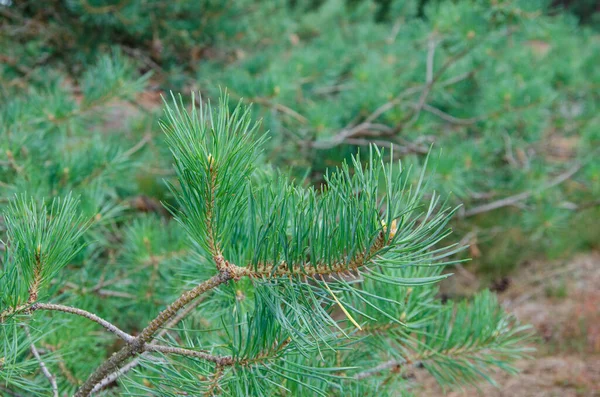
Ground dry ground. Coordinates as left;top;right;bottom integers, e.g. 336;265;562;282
418;251;600;397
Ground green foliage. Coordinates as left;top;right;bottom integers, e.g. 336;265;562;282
0;322;51;394
1;1;598;274
162;93;266;256
2;195;88;305
0;0;597;395
194;0;600;273
0;95;532;396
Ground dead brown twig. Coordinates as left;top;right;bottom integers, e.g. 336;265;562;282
462;162;582;218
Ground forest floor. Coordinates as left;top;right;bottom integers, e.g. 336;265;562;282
418;251;600;397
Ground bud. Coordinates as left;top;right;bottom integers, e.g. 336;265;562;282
382;219;399;238
236;289;245;301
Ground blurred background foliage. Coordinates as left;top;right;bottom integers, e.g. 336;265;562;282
1;0;598;280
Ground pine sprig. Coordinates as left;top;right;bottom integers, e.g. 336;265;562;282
162;92;266;260
1;194;88;309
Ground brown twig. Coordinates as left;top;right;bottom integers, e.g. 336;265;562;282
249;97;308;125
121;134;152;158
89;357;140;394
462;162;582;217
241;232;386;279
312;65;475;150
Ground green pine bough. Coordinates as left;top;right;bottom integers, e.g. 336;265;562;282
0;94;532;396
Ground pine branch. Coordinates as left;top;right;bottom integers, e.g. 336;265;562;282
462;162;582;217
90;295;210;393
242;232;386;278
31;303;134;343
144;344;233;365
75;265;239;397
1;92;534;395
77;245;392;396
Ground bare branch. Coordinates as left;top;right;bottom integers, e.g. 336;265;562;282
404;36;438;129
386;18;403;44
248;97;308;124
425;38;436;84
354;358;410;380
462;162;582;217
32;303;134;343
572;199;600;211
312;53;476;150
23;326;59;397
89;358;140;394
420;103;478;125
138;264;236;343
121;133;152;158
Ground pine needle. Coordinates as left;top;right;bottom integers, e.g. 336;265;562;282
320;277;363;331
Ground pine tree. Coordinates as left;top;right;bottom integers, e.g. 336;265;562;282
1;94;531;396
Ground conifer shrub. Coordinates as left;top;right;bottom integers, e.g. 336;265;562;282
0;94;532;396
2;1;598;274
